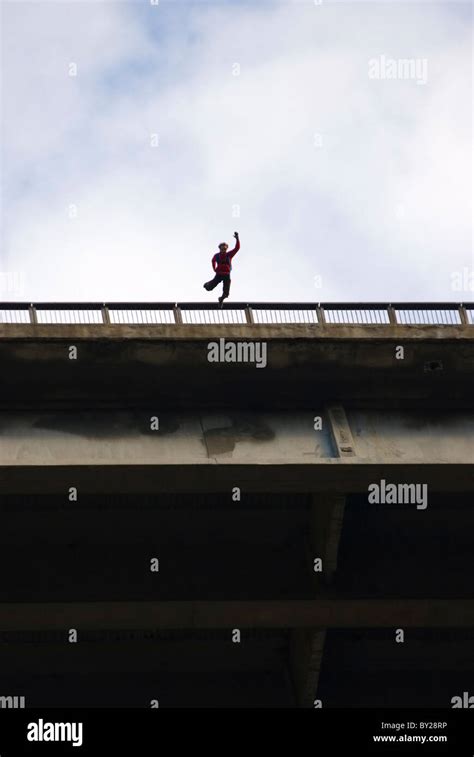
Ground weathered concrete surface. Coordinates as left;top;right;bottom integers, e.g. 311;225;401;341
0;329;473;409
0;323;472;340
0;410;472;466
348;410;474;463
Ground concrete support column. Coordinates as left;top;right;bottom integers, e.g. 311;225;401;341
309;493;346;587
289;628;326;708
295;493;346;706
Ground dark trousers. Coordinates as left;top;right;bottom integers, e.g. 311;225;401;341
204;273;231;298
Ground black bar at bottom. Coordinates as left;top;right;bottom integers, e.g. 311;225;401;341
0;709;472;754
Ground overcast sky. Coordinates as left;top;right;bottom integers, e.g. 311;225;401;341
1;0;472;303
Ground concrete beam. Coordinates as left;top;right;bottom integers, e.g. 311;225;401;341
0;464;472;494
1;335;472;411
327;406;356;457
0;323;472;340
1;600;474;631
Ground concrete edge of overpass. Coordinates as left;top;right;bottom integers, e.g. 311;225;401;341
0;324;473;340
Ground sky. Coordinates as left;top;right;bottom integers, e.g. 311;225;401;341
0;0;472;303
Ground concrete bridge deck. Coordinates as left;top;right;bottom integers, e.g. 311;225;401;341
0;301;473;707
0;302;473;410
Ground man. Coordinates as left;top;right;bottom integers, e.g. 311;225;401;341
203;232;240;305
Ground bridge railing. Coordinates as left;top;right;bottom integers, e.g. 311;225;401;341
0;302;471;326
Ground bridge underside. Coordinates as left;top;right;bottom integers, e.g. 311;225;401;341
0;317;473;708
0;490;473;708
0;328;472;409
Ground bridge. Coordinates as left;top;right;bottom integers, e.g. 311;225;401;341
0;301;473;707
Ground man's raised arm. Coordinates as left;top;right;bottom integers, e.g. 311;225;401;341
229;231;240;258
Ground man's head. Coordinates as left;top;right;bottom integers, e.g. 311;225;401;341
218;242;228;252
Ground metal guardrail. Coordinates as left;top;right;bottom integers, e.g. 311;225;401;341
0;302;471;326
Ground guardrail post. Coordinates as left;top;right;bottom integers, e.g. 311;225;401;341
101;305;110;325
316;306;326;326
174;305;183;325
29;305;38;325
387;305;397;325
245;306;254;324
459;305;469;326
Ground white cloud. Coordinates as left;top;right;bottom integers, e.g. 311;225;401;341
2;0;472;302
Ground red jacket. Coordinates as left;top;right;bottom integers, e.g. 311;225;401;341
212;238;240;275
